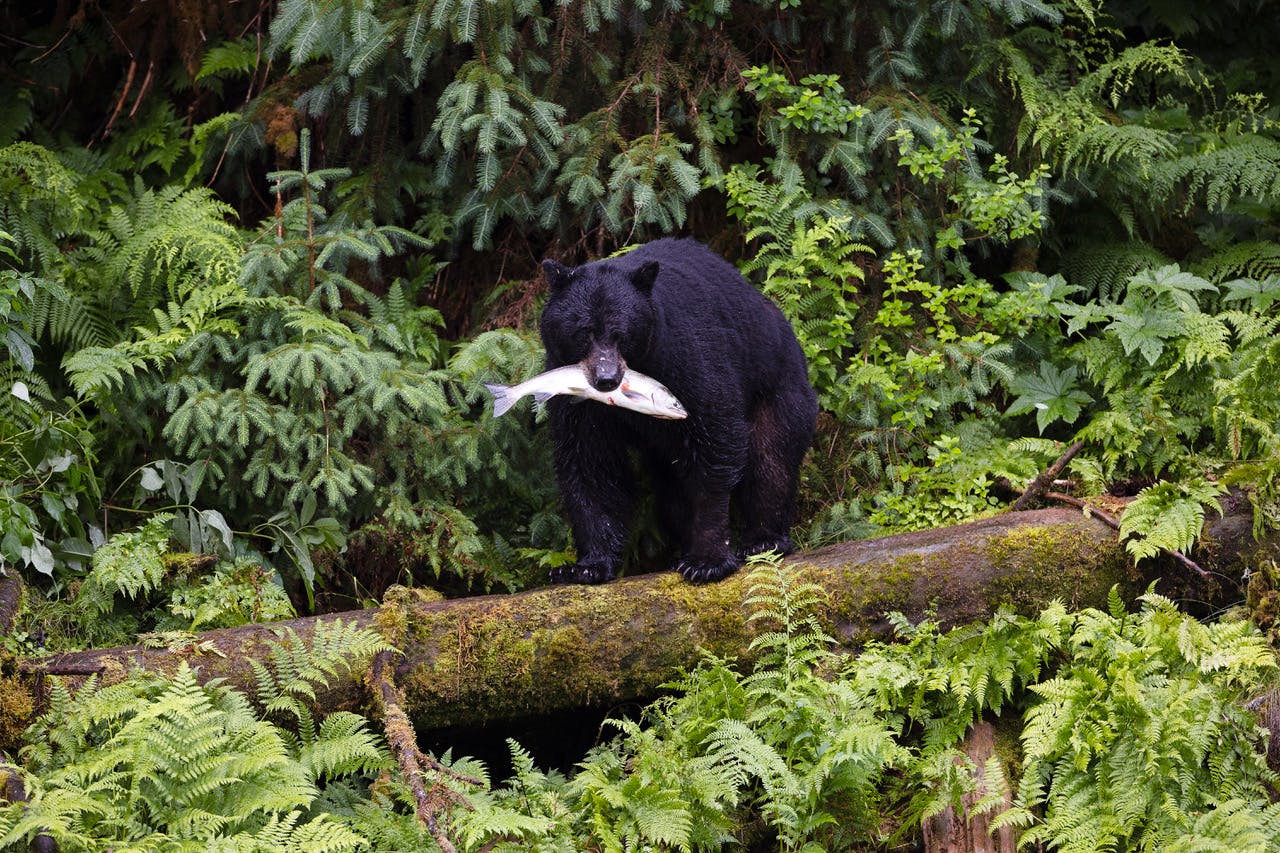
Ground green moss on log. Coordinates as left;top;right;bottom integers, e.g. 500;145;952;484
390;509;1141;729
391;577;743;727
20;506;1258;733
0;675;34;754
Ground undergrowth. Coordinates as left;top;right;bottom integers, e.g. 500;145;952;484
0;620;390;851
3;555;1276;850
360;559;1280;851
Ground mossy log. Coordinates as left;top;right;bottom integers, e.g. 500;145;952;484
13;505;1272;731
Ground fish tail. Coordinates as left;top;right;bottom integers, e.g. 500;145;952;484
485;383;516;417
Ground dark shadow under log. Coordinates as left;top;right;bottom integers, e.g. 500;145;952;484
13;506;1275;731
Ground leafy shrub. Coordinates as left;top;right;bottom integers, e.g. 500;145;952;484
14;513;298;651
724;128;1051;534
1005;263;1280;553
0;620;390;851
19;131;567;604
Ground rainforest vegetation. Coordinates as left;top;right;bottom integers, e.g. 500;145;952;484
2;0;1280;849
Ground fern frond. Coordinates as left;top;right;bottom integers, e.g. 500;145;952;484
258;620;393;714
1152;136;1280;212
1119;477;1225;561
78;514;174;613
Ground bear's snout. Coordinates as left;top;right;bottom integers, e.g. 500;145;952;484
585;344;625;392
590;363;623;392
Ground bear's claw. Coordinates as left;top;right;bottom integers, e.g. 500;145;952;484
550;561;618;585
675;553;740;583
736;536;794;561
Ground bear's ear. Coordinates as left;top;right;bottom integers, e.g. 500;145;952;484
631;261;660;294
542;259;573;293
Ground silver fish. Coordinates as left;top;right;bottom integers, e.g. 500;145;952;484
485;365;688;419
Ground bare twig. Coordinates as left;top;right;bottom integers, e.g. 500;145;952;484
1040;491;1120;530
103;58;137;137
369;650;481;853
1011;439;1085;512
127;60;155;119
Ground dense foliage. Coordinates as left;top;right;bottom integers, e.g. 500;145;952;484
4;560;1279;851
0;0;1276;610
0;0;1277;604
1;0;1280;847
1;620;390;851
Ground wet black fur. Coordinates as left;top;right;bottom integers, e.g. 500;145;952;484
539;238;818;584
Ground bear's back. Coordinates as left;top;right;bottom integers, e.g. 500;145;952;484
605;238;808;406
618;238;757;305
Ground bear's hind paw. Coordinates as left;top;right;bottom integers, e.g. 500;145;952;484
550;561;618;585
736;535;794;561
675;553;740;583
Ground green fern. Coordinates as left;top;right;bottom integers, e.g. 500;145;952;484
742;555;835;685
315;584;1280;852
1152;137;1280;213
692;555;908;849
996;590;1278;851
994;39;1189;174
1196;243;1280;287
77;513;174;614
164;558;297;630
1;621;391;851
1058;240;1173;300
253;620;392;719
1119;478;1226;561
0;143;84;272
1157;799;1280;852
1038;261;1280;508
196;37;263;83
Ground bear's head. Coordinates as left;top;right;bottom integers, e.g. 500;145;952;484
539;258;659;393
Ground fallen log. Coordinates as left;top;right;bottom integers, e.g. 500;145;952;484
14;505;1275;730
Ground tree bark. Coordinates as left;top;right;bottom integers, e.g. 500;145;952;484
0;572;22;637
921;721;1017;853
13;505;1273;730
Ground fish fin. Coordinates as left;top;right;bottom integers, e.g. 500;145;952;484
484;383;516;417
532;391;555;404
554;386;592;404
621;387;646;401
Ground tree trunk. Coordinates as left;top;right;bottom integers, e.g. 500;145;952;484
921;721;1017;853
14;505;1271;730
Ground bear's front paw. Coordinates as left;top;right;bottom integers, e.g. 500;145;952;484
736;535;794;561
674;553;740;583
550;560;618;585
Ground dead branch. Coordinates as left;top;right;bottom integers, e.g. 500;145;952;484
369;650;480;852
1010;440;1085;512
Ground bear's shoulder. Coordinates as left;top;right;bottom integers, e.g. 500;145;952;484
619;239;757;303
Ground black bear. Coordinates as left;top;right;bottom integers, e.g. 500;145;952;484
539;238;818;584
